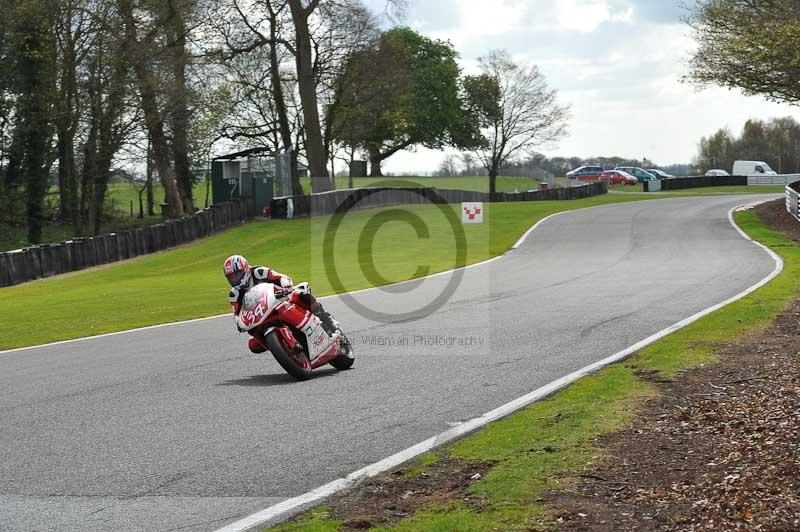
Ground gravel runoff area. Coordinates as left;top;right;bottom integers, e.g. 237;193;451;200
549;198;800;531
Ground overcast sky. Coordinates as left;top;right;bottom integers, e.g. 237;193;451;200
360;0;800;173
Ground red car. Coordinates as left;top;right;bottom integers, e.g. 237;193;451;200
599;170;638;185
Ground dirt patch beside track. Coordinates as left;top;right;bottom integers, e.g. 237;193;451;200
327;458;494;529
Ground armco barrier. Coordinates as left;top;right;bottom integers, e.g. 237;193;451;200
750;174;800;186
646;175;748;191
0;199;252;288
269;182;608;219
787;181;800;221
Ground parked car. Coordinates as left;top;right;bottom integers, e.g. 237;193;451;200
615;166;657;182
705;169;730;177
599;170;638;185
732;160;777;176
646;169;674;179
566;166;604;181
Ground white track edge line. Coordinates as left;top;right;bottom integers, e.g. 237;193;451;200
212;203;784;532
0;211;568;356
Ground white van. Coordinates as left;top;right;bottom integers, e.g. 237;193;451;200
732;160;777;176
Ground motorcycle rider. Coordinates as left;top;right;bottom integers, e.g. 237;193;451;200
223;254;338;354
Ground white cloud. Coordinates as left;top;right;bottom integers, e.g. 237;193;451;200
358;0;800;173
558;0;611;32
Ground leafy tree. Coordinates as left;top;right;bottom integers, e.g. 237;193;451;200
696;116;800;174
333;27;483;177
2;0;57;244
696;128;736;173
688;0;800;104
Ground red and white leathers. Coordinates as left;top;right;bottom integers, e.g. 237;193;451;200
229;266;328;353
228;266;294;315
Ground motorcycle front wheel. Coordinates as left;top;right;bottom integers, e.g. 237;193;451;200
266;330;313;381
329;333;355;370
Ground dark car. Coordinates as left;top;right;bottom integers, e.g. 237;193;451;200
646;169;674;179
566;166;604;181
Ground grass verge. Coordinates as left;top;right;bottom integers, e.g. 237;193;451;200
1;194;669;350
269;206;799;531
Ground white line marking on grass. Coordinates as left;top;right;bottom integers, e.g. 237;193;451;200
212;203;784;532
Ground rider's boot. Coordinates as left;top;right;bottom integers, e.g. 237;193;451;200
248;337;268;354
313;303;339;335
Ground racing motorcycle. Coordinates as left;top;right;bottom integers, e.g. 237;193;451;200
235;282;354;380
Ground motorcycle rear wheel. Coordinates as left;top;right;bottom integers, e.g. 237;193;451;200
266;330;313;381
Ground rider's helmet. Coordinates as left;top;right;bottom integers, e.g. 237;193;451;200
223;255;251;287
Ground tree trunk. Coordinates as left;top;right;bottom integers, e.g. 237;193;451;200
368;146;383;177
119;0;184;219
168;1;194;213
16;3;55;244
150;125;183;218
146;133;154;215
329;150;336;189
82;121;99;235
268;5;303;196
24;130;50;244
488;165;498;197
55;6;79;228
56;131;77;225
288;0;331;192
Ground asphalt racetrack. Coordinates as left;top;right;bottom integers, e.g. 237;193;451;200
0;196;779;531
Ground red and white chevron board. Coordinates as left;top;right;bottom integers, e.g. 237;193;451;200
462;202;484;224
787;183;800;222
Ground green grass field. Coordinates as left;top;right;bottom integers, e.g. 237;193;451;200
272;208;800;532
0;177;535;253
0;181;212;253
1;194;666;350
3;178;780;253
105;180;213;214
105;176;538;213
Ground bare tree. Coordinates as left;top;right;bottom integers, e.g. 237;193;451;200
435;154;459;177
469;50;569;196
287;0;404;191
313;0;379;177
287;0;331;190
117;0;185;218
53;0;94;227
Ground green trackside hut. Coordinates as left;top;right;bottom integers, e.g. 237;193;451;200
211;148;276;216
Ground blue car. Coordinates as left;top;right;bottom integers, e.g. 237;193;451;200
566;166;604;181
